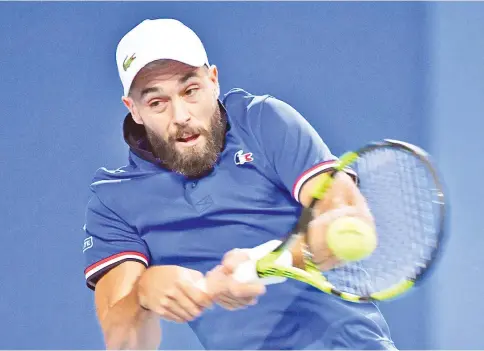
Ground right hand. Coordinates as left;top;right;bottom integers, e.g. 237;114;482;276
136;265;214;323
205;249;266;310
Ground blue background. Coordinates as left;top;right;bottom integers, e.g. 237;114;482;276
1;1;482;349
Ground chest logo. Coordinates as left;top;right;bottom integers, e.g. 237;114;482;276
234;149;254;165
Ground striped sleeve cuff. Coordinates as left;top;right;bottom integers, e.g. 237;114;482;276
291;160;358;203
84;251;149;290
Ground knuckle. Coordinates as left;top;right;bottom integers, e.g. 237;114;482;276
191;309;202;318
159;297;171;308
185;311;197;321
223;249;240;262
184;301;200;313
221;303;235;311
231;289;244;298
157;307;169;318
256;284;266;294
223;249;236;259
165;287;177;299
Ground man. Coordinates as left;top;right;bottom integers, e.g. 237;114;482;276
83;18;396;350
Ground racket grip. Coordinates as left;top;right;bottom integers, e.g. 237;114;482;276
232;260;260;283
194;260;259;293
193;240;289;292
233;260;289;285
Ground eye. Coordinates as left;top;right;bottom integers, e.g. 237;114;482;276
148;100;164;108
185;87;199;97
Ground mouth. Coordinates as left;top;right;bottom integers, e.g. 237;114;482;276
175;134;201;146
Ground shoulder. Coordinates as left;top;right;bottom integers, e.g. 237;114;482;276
222;88;304;131
87;158;158;211
222;88;314;140
85;165;134;216
222;88;296;115
90;152;161;190
222;88;268;111
90;164;135;194
222;88;268;128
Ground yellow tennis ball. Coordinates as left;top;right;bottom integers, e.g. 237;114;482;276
326;217;377;261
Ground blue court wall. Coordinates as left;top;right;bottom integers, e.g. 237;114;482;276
426;3;484;349
0;2;478;350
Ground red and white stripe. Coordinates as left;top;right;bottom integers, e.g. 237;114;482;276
291;160;358;203
292;160;338;202
84;251;148;281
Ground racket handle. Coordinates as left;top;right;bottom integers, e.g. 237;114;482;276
232;260;260;283
194;240;290;292
194;260;259;293
195;257;291;293
233;259;289;285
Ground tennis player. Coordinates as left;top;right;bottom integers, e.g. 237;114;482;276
82;18;397;350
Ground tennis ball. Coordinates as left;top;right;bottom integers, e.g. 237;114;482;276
326;217;377;261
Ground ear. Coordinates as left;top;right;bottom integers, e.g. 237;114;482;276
207;65;220;99
208;64;219;86
122;96;144;125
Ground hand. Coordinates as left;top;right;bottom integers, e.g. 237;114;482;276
136;265;214;323
307;206;375;271
205;249;266;310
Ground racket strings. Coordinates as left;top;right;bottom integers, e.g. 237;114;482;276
325;147;441;296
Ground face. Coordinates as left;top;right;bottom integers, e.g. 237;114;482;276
123;60;226;178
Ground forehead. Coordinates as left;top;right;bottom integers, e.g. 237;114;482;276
131;60;205;93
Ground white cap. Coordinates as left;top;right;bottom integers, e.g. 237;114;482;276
116;19;210;96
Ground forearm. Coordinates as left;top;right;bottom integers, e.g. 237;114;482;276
100;284;161;350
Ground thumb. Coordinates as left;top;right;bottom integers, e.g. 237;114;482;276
178;266;204;283
221;249;250;274
205;265;230;295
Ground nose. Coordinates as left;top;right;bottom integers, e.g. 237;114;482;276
172;98;190;126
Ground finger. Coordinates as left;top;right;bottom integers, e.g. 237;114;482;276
160;295;195;322
216;294;257;308
317;255;342;272
215;295;256;311
204;270;243;310
177;280;214;310
149;304;185;323
161;287;202;321
222;249;250;273
204;266;230;296
216;290;256;305
216;299;242;311
216;300;249;311
228;281;266;299
312;240;343;271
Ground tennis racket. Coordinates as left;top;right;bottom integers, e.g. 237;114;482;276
199;139;447;303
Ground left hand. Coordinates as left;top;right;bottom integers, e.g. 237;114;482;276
205;249;266;311
306;206;374;271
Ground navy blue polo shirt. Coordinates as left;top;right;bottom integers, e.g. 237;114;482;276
82;88;396;350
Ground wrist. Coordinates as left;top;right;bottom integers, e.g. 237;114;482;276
133;271;152;312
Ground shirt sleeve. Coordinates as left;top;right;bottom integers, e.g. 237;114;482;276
82;194;150;290
254;96;356;203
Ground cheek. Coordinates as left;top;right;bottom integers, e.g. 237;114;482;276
141;113;170;137
196;98;217;128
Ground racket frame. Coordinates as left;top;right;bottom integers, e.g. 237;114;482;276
252;139;446;303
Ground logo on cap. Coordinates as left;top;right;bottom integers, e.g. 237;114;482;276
123;53;136;71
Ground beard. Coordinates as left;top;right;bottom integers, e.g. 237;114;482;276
145;106;226;179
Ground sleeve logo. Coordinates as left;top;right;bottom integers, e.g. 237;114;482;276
83;236;93;252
